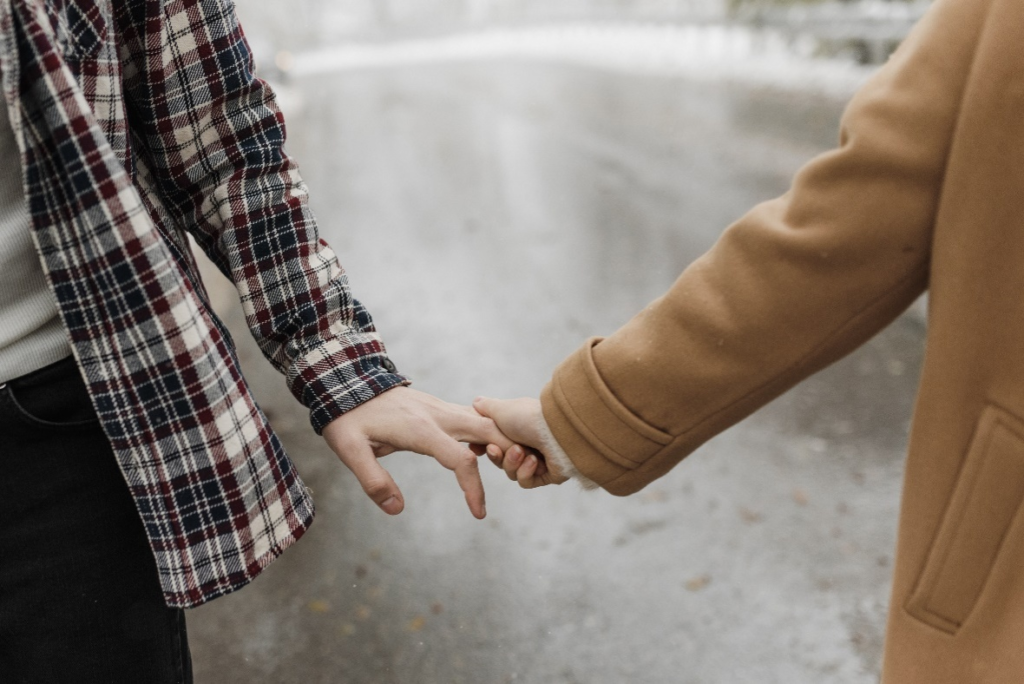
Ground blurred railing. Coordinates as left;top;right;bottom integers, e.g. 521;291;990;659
234;0;931;88
731;0;930;63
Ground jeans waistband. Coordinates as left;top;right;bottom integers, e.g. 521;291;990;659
3;355;79;390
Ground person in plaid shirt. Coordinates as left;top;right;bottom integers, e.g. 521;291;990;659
0;0;510;680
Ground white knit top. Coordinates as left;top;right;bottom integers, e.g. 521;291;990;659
0;99;71;382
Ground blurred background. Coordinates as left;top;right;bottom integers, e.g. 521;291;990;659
188;1;931;682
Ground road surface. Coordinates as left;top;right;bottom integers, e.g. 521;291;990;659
187;51;923;684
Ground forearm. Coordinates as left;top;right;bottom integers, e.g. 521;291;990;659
542;0;988;494
116;0;406;430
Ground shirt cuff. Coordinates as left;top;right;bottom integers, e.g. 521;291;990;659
296;347;411;434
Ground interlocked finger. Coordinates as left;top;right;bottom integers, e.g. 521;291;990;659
440;406;514;452
517;454;540;489
502;445;526;481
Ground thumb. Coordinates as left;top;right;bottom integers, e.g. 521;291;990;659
332;437;405;515
472;396;511;429
473;396;543;449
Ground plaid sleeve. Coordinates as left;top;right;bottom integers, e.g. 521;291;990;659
113;0;408;432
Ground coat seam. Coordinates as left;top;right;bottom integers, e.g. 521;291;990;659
552;375;643;472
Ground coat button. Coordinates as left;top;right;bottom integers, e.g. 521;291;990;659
381;358;397;373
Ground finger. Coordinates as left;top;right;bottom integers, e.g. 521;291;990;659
472;397;541;448
517;454;540;489
419;429;487;520
503;444;525;481
485;444;504;469
442;407;515;451
454;454;486;520
333;436;405;515
472;396;506;424
532;455;549;478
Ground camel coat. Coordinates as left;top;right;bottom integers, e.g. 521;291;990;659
541;0;1024;680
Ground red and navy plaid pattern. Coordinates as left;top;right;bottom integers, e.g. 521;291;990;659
1;0;407;607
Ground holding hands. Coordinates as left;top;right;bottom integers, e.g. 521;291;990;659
322;387;516;520
473;396;569;489
323;390;568;521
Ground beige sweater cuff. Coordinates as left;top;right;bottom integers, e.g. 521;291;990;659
536;414;600;490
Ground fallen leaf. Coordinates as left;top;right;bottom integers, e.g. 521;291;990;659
431;602;444;615
685;575;712;592
629;519;668;536
407;616;426;632
792;489;809;506
307;600;330;614
739;507;763;524
355;605;372;620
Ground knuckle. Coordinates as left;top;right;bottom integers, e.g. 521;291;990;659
361;477;392;499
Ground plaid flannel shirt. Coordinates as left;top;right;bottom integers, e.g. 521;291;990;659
0;0;408;607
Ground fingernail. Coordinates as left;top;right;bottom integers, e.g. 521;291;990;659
480;504;487;518
474;396;485;404
381;496;401;514
507;446;523;465
486;444;500;458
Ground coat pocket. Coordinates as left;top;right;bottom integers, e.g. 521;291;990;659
906;405;1024;634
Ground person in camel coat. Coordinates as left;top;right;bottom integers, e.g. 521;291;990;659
475;0;1024;681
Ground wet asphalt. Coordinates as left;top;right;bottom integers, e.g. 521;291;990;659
184;47;925;684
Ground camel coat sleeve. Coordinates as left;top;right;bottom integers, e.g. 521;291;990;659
540;0;989;496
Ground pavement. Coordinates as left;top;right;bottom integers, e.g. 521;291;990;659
184;45;925;684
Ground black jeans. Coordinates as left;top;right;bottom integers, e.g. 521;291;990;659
0;356;193;683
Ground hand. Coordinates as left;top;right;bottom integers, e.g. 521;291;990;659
473;397;569;489
322;387;513;519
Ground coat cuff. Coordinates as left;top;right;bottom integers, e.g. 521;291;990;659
540;338;674;496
